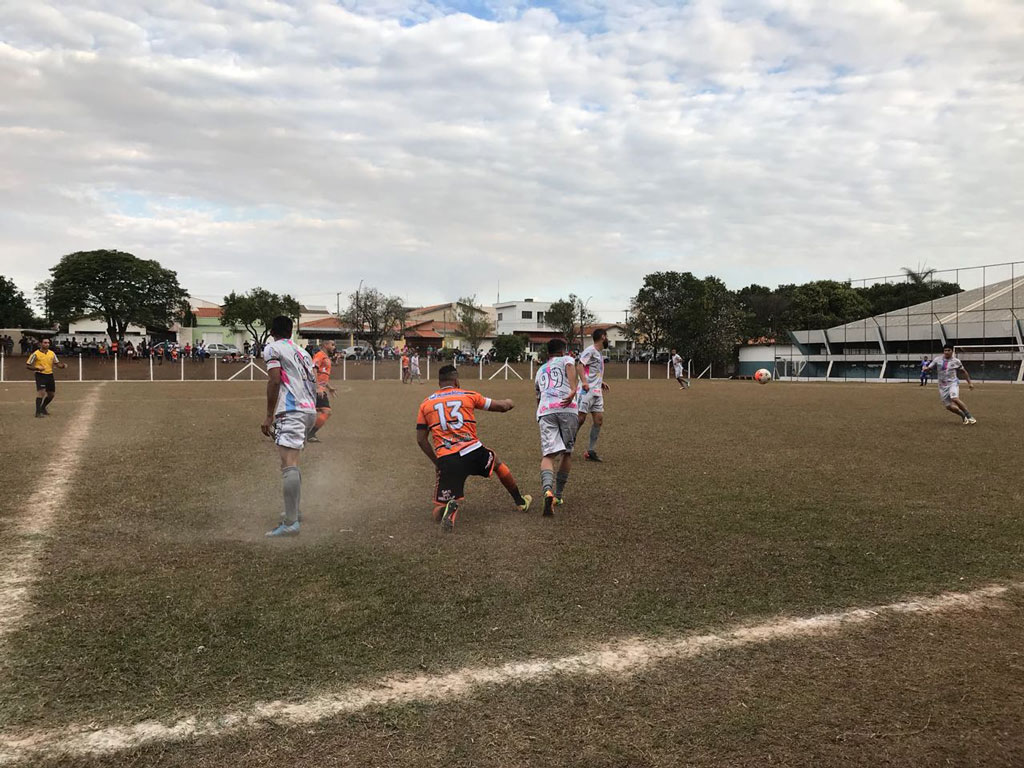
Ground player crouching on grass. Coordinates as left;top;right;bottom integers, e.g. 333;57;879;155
923;344;976;425
535;338;579;516
260;315;319;537
415;365;532;532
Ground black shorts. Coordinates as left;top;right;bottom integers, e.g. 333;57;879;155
434;446;496;504
316;391;330;409
34;373;55;393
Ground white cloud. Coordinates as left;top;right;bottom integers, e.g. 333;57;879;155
0;0;1022;314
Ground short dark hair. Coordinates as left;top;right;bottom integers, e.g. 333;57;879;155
438;364;458;384
943;343;954;351
592;327;607;342
270;315;293;338
547;338;566;356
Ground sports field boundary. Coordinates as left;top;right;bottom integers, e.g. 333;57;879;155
0;579;1018;765
0;384;104;647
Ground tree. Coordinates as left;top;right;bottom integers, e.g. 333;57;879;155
629;272;686;354
735;283;793;341
901;266;937;285
781;280;872;330
48;250;188;341
221;288;301;345
630;271;742;369
547;294;594;350
342;286;406;352
456;296;493;352
0;276;35;327
492;333;527;362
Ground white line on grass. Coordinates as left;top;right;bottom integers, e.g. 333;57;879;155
0;385;104;645
0;580;1018;765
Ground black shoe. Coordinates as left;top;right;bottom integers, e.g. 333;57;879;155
41;408;50;416
35;412;43;418
584;450;603;463
543;492;554;517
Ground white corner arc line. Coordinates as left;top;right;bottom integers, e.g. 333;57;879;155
0;580;1017;765
0;385;104;645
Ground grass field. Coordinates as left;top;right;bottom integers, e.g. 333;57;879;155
1;377;1022;766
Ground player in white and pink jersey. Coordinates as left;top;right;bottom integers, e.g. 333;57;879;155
535;338;578;515
576;327;610;462
260;316;318;537
923;344;976;424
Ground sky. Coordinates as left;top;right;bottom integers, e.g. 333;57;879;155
1;0;1022;320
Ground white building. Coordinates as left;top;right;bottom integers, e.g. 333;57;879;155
492;298;563;355
493;299;554;335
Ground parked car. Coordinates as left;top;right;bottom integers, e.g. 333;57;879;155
342;345;373;360
205;343;241;358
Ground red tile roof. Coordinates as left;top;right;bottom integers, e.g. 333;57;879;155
194;307;222;318
300;317;350;330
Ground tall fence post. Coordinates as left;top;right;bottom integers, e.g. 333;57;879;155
342;356;346;381
149;355;154;381
78;353;82;381
0;351;4;382
626;358;630;380
647;360;651;380
666;361;670;379
214;355;218;381
479;359;483;379
114;353;119;381
530;358;534;380
250;359;254;381
372;355;376;381
505;358;509;380
426;355;430;381
180;353;185;381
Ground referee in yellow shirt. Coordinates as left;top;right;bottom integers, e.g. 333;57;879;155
26;337;66;417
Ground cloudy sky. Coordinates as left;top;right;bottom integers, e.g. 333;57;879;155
1;0;1022;319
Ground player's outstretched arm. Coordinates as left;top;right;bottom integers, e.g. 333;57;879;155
487;399;515;413
416;428;437;466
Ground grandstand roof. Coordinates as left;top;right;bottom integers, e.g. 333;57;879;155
793;276;1024;345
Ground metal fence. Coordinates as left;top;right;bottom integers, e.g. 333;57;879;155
1;353;693;384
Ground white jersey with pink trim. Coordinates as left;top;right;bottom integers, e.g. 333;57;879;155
263;338;317;415
579;344;605;390
535;355;579;419
926;356;963;386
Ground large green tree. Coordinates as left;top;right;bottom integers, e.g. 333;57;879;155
630;271;742;367
221;288;301;345
492;333;527;362
48;250;188;341
0;276;36;327
782;280;872;330
455;296;493;352
342;286;406;352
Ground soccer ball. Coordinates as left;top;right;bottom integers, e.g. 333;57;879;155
754;368;772;384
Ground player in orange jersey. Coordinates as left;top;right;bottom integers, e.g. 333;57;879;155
307;340;337;443
415;365;532;531
401;350;411;384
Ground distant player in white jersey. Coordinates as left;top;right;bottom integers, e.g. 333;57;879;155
671;349;689;389
922;344;975;424
260;315;319;536
576;328;610;462
535;338;579;516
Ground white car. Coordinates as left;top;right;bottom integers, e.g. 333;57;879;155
205;343;241;358
342;345;373;360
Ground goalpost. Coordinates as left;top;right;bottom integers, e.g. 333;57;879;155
952;345;1024;383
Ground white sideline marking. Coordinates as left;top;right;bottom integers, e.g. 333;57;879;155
0;385;104;645
0;580;1017;765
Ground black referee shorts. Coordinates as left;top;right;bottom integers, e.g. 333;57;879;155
34;373;55;393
